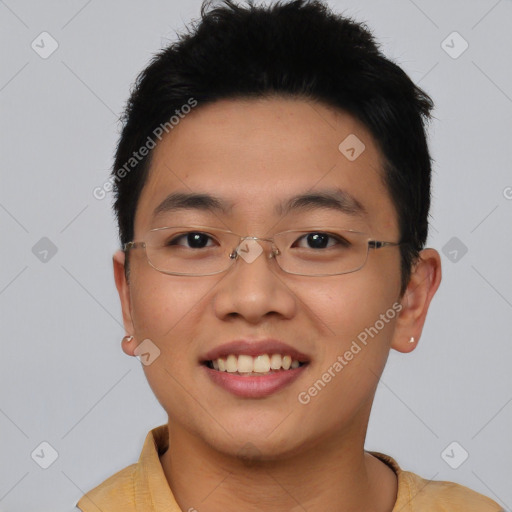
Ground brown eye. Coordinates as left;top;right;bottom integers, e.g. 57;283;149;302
169;232;214;249
306;233;329;249
295;232;350;250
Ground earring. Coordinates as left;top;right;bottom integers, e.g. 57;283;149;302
408;336;415;344
122;335;134;343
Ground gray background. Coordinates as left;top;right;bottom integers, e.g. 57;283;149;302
1;0;511;510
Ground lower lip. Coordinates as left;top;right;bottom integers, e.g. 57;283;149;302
203;365;307;398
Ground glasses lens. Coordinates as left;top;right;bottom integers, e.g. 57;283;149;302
141;226;370;276
145;227;236;275
274;229;369;276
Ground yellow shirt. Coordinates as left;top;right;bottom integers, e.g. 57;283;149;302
76;424;503;511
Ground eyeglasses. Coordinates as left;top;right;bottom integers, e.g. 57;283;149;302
124;225;401;277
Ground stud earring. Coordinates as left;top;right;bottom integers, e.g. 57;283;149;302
409;336;415;344
122;335;134;343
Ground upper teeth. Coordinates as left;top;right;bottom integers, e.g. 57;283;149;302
212;354;301;373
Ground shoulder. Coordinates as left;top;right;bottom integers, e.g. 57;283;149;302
76;463;137;512
402;471;503;511
76;424;171;511
370;451;503;512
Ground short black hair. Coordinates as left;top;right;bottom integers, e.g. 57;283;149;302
112;0;434;295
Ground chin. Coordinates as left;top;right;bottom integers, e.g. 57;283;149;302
196;419;312;463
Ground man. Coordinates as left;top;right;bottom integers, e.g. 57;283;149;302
77;1;502;510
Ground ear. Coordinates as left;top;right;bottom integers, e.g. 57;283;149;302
391;248;442;353
113;250;136;356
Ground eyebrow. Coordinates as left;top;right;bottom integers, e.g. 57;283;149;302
152;192;232;219
152;188;366;220
278;188;366;217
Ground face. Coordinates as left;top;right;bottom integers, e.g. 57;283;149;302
115;97;411;459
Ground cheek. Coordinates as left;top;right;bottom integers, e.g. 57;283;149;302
291;275;399;432
128;273;209;415
130;272;204;339
297;269;399;345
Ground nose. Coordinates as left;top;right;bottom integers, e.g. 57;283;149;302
212;239;297;324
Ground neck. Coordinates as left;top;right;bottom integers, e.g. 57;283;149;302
159;421;397;512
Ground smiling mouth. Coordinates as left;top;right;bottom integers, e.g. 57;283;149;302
204;353;308;376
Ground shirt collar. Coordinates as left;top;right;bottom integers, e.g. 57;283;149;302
78;424;409;512
133;424;181;511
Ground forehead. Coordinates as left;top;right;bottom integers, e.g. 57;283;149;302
134;97;398;237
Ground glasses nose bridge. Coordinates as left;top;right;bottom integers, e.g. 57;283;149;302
231;234;280;260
